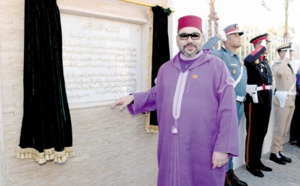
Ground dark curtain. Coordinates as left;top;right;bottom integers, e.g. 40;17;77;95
149;6;172;127
18;0;72;163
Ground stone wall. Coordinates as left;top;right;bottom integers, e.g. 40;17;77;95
0;0;161;185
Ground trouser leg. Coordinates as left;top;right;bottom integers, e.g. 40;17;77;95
245;102;270;168
271;106;295;153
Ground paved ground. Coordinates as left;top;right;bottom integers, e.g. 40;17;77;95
234;143;300;186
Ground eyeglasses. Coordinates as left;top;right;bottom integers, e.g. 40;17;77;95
178;33;201;40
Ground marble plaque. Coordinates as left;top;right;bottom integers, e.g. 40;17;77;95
61;13;142;105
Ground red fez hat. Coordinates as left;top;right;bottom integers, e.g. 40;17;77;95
178;15;202;32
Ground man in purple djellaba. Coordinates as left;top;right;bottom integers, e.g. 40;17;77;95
111;15;239;186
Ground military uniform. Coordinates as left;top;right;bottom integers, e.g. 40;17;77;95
244;34;273;172
212;48;247;122
270;43;296;164
204;24;248;186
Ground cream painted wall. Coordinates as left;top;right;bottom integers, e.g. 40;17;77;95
0;0;160;185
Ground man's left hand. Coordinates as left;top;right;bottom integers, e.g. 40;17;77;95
212;151;229;169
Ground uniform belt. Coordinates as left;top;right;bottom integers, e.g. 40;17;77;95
280;91;297;96
257;85;272;91
236;96;246;102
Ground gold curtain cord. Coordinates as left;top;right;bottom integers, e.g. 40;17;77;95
120;0;175;12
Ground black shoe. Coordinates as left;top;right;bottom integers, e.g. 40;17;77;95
224;171;234;186
279;152;292;163
246;166;264;177
269;153;286;165
259;163;272;172
227;169;248;186
290;140;297;145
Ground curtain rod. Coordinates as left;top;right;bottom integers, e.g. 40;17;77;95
120;0;174;12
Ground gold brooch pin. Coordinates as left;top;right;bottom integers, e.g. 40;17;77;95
232;69;237;75
193;74;198;79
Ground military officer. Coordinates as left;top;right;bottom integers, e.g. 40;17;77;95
244;33;273;177
203;24;248;186
269;43;295;165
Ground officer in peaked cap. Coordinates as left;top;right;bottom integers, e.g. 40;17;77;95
203;24;248;186
244;33;273;178
224;23;244;36
202;24;243;50
276;42;294;55
250;33;271;44
270;42;295;165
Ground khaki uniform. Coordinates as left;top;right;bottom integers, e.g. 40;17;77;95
271;57;296;153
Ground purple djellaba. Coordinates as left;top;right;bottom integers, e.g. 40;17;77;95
112;15;239;186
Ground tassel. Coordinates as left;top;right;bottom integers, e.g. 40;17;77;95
16;146;74;164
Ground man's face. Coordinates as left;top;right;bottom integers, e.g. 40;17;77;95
264;41;271;54
176;27;202;57
226;33;242;48
279;50;293;60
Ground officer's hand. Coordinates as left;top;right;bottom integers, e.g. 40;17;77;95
111;95;134;110
260;40;267;48
219;30;227;41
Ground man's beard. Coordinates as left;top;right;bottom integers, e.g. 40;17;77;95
181;43;201;57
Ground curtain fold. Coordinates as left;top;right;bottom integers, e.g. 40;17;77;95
147;6;171;132
17;0;73;164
